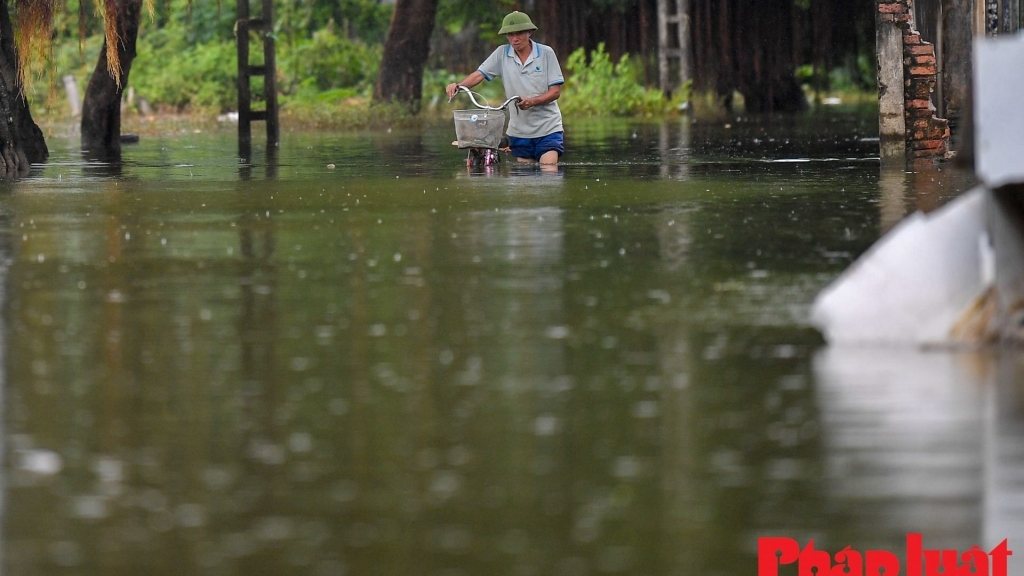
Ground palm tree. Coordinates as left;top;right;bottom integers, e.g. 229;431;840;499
0;0;145;176
81;0;144;158
0;0;48;177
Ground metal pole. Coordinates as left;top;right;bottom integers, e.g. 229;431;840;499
237;0;252;159
937;2;944;118
657;0;670;95
262;0;278;147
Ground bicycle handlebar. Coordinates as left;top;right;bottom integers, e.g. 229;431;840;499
448;85;521;111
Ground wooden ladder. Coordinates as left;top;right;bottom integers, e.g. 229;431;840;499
236;0;279;159
657;0;691;99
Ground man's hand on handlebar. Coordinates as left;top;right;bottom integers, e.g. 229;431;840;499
447;87;520;112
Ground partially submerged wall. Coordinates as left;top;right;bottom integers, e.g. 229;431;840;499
877;0;951;166
814;34;1024;347
903;27;951;164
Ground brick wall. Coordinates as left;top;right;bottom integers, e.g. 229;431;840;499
878;0;951;165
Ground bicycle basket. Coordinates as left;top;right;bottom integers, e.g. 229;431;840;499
453;110;505;149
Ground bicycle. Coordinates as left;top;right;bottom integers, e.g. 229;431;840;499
448;86;521;167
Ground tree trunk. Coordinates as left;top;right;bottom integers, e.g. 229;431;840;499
687;0;811;112
532;0;655;83
943;0;973;153
0;0;48;178
373;0;440;109
81;0;143;159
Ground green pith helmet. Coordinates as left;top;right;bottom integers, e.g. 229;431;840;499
498;11;538;35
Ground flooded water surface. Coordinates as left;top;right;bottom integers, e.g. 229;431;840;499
3;111;1021;576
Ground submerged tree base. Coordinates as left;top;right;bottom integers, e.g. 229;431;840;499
0;0;48;177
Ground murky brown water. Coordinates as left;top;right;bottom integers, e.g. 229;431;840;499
3;111;1021;576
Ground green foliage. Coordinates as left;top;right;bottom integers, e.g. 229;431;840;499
853;53;874;89
62;15;381;114
155;0;239;45
420;69;462;111
795;64;814;82
560;43;675;117
31;3;685;126
279;25;380;93
149;0;391;46
25;33;101;119
280;0;392;45
280;97;427;130
130;28;238;112
436;0;515;37
50;0;103;40
796;55;875;96
420;68;508;112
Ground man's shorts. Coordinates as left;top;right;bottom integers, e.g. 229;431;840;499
508;132;564;161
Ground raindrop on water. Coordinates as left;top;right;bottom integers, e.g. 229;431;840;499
535;415;559;436
18;449;62;475
545;326;570;339
50;541;84;567
289;432;313;453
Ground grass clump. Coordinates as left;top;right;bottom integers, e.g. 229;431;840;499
560;43;681;117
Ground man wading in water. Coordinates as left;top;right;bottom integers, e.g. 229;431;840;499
446;11;565;166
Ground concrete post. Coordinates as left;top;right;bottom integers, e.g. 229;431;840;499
63;74;81;117
657;0;691;99
657;0;671;95
678;0;691;97
877;4;907;163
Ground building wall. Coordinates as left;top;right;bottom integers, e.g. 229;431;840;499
878;1;951;165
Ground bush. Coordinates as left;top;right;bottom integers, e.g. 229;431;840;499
130;22;381;113
560;43;675;117
30;23;682;125
131;28;238;112
279;25;380;93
